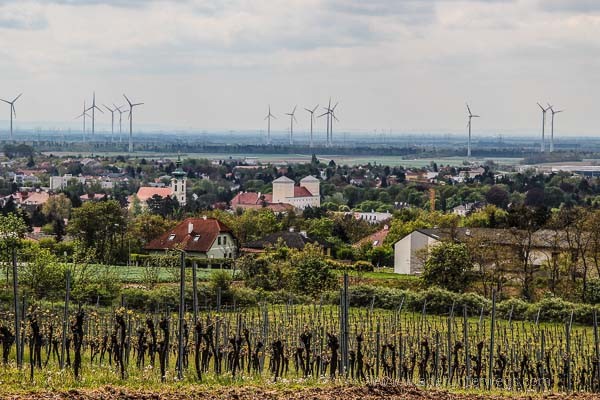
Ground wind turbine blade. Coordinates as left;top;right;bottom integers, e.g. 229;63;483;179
104;105;113;113
95;105;104;113
537;102;545;111
133;102;144;107
0;99;10;105
312;104;319;113
13;93;22;103
123;94;133;106
304;108;312;113
473;115;480;118
317;112;328;118
292;105;297;114
332;114;339;122
332;102;338;111
466;103;472;115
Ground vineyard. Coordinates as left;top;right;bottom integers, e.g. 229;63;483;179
0;271;599;397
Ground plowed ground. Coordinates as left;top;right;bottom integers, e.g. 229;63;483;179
1;384;597;400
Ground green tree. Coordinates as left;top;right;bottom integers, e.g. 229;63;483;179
422;242;474;293
68;200;126;264
19;243;66;299
290;243;336;296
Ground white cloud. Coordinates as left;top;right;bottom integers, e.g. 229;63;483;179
0;0;596;136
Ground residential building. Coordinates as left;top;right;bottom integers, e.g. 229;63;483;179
242;229;332;256
230;175;320;212
145;217;238;259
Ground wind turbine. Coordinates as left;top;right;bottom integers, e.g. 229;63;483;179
123;94;144;153
75;100;90;141
318;99;332;147
86;92;103;136
548;104;564;153
104;104;116;142
537;102;552;153
466;103;480;158
0;93;22;140
264;105;276;145
329;102;339;146
114;104;128;143
304;104;319;148
285;106;297;145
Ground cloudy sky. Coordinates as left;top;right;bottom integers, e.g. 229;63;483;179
0;0;598;136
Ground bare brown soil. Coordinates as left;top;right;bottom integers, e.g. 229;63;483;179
1;384;598;400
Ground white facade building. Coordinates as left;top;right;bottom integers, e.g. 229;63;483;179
271;176;320;210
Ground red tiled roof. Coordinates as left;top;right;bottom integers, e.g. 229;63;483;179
145;218;233;253
136;187;173;202
21;192;49;205
231;192;273;206
294;186;313;197
354;226;390;248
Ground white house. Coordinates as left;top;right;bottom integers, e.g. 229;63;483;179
394;229;441;275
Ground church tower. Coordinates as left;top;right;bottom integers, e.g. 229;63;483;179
171;155;187;206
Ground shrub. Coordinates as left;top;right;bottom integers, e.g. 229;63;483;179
496;298;529;320
353;260;374;272
525;297;573;323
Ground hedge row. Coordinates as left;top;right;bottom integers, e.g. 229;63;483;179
323;285;600;325
120;285;311;312
130;253;234;269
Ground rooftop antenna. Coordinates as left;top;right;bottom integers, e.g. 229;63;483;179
285;105;297;145
104;104;116;143
75;100;90;141
114;104;128;143
0;93;22;140
123;94;144;153
466;103;480;158
264;105;276;145
537;102;552;153
304;104;318;148
548;104;564;153
86;92;103;137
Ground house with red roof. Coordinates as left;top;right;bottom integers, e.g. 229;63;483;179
144;217;238;259
230;175;320;212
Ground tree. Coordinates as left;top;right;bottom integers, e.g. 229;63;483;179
422;242;474;293
19;243;66;300
42;193;72;220
291;243;336;296
485;186;509;209
68;200;126;264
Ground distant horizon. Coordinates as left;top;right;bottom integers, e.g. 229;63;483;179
0;1;597;136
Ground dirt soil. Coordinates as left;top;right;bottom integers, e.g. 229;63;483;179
2;384;598;400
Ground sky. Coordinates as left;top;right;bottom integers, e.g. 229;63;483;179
0;0;598;136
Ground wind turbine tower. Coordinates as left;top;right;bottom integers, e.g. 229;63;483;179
318;99;331;147
114;104;128;143
75;101;90;141
104;105;116;142
0;93;22;140
304;104;318;148
123;94;144;153
466;103;480;158
264;105;276;145
285;106;297;145
548;104;563;153
537;102;552;153
329;102;339;146
86;92;103;136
